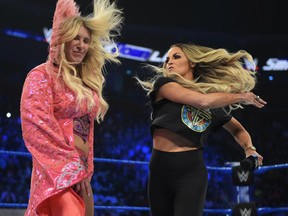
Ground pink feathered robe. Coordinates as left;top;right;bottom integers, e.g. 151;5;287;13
20;62;99;215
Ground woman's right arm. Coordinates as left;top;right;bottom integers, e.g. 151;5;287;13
157;82;266;109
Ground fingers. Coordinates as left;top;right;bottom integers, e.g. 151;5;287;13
84;180;91;197
73;183;81;194
251;94;267;108
255;95;267;105
73;179;91;197
241;92;267;108
254;100;266;108
246;150;263;167
254;152;263;166
257;154;263;166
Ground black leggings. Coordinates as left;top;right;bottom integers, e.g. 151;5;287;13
148;148;208;216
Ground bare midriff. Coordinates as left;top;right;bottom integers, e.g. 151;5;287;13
153;128;198;152
74;134;89;155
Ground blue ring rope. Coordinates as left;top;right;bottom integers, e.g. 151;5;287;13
0;203;288;215
1;150;288;173
1;150;288;215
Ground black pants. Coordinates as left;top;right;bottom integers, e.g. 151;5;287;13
148;148;208;216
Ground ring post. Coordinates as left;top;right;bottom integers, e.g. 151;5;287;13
225;162;258;216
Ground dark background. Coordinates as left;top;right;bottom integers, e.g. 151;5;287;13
1;0;288;115
0;0;288;214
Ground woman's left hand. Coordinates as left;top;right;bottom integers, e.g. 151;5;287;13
245;149;263;166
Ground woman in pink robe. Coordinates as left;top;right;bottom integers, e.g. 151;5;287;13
20;0;123;215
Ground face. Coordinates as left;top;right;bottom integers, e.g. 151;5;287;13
64;25;91;65
165;46;194;79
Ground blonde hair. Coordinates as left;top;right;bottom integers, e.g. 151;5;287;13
49;0;123;123
137;43;257;110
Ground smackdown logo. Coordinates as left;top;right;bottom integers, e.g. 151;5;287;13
42;27;259;65
262;58;288;71
43;27;167;63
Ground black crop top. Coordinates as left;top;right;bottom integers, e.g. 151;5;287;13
149;76;232;148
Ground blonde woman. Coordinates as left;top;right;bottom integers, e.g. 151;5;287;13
136;43;266;216
20;0;123;215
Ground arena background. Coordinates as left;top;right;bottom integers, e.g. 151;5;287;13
0;0;287;215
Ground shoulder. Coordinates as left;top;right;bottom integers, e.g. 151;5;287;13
149;76;176;100
23;63;54;89
153;76;176;90
27;63;49;78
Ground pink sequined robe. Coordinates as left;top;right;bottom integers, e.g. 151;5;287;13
20;62;99;215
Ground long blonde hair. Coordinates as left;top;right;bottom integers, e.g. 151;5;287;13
137;43;257;110
49;0;123;123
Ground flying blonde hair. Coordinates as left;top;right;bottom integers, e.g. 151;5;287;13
47;0;123;123
137;43;257;111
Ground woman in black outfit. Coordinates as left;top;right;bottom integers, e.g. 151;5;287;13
136;43;266;216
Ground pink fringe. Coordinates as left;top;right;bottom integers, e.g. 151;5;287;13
48;0;81;63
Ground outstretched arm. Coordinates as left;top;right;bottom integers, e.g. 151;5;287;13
157;82;267;109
